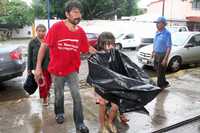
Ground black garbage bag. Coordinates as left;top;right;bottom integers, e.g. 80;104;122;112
23;73;38;95
87;49;161;114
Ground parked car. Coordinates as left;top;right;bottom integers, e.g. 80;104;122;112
115;32;139;49
115;32;155;50
137;32;200;72
86;33;98;47
0;44;26;82
136;26;189;50
136;37;154;50
167;25;189;33
137;26;189;49
136;33;154;50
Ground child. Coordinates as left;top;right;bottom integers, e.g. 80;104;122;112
88;32;161;133
27;24;51;106
93;32;128;133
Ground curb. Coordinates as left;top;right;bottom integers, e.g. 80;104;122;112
152;115;200;133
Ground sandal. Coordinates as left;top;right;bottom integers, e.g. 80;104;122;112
99;126;109;133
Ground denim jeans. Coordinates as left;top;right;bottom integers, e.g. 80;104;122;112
52;72;84;128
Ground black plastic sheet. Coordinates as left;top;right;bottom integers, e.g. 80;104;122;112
87;49;161;114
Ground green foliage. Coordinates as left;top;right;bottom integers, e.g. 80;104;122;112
33;0;141;20
0;0;34;28
0;0;7;16
80;0;114;19
80;0;141;19
33;0;47;19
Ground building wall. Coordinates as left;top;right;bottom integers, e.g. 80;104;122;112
147;0;200;20
12;25;33;39
146;0;200;30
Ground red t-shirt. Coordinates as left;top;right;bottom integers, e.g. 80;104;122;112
44;20;89;76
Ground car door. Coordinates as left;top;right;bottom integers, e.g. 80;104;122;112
0;48;11;76
183;34;200;63
122;33;135;48
191;34;200;63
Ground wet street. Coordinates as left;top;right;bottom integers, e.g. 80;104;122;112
0;40;200;133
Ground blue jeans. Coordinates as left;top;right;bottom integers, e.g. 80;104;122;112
53;72;84;128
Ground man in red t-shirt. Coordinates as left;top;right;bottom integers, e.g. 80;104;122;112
35;1;95;133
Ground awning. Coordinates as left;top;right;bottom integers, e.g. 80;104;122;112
186;16;200;22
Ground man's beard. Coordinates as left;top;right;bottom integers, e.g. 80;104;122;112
68;18;81;25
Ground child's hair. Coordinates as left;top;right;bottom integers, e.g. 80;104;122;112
36;24;46;32
96;32;115;51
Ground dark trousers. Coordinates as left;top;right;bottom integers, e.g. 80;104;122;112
154;53;168;88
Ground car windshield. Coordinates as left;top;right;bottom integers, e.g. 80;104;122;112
172;33;190;46
86;33;97;39
116;33;124;39
141;38;154;43
167;27;178;33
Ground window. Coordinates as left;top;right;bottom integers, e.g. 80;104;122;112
188;34;200;46
27;31;31;35
172;33;189;46
194;34;200;46
124;34;134;39
141;38;154;43
86;33;98;39
179;27;187;32
192;0;200;10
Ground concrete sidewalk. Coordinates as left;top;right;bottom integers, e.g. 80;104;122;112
0;66;200;133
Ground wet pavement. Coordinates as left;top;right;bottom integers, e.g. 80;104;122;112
0;40;200;133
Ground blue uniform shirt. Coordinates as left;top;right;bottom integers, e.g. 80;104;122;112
153;28;172;53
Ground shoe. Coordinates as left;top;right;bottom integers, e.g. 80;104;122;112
161;82;170;89
77;124;89;133
165;82;170;88
99;126;109;133
76;124;89;133
55;114;64;124
107;123;117;133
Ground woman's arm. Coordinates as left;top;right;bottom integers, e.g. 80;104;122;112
27;40;33;74
35;42;47;82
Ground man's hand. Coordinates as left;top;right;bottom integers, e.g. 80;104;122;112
151;51;155;60
34;67;43;84
162;48;171;66
161;58;168;66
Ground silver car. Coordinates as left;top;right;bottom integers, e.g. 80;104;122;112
0;44;26;82
137;32;200;72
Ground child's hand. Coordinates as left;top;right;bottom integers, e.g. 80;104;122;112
89;46;96;54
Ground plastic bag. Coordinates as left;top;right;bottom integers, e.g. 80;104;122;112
23;73;38;95
87;49;161;114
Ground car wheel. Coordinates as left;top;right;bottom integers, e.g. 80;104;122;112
115;43;122;50
168;56;182;72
